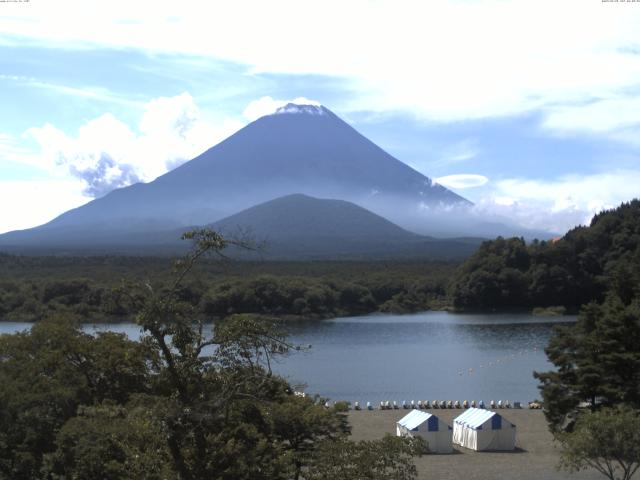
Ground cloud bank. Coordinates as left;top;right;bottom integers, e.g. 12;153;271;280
470;170;640;233
2;0;640;133
25;93;242;197
0;179;88;234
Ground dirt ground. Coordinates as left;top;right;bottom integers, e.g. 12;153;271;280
348;408;631;480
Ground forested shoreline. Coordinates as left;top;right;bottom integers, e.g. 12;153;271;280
0;256;455;322
449;200;640;312
2;201;639;323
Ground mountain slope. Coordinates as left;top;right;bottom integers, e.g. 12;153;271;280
4;104;468;237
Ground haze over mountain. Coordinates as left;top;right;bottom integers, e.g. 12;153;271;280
208;194;481;259
0;103;541;254
0;194;481;259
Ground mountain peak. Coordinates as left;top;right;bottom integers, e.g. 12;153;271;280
0;101;473;248
273;103;329;116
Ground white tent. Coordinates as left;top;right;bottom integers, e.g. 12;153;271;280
452;408;516;451
396;410;453;454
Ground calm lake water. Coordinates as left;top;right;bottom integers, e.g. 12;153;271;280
0;311;573;404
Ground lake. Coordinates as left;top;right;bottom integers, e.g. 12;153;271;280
0;311;573;405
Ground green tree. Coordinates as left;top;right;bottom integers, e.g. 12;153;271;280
43;402;172;480
0;316;152;480
306;434;425;480
557;407;640;480
534;295;640;431
268;396;350;480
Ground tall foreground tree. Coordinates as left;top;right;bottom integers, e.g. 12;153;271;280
534;294;640;431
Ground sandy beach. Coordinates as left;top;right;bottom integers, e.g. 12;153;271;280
349;408;628;480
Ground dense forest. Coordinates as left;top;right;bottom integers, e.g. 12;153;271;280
528;204;640;480
3;200;640;322
450;200;640;311
0;255;455;322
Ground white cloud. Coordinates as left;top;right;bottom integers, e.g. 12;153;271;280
2;0;640;125
242;96;321;121
542;96;640;145
543;96;640;134
0;179;90;234
472;170;640;233
436;174;488;189
426;139;480;171
24;92;243;197
0;75;143;107
0;132;41;166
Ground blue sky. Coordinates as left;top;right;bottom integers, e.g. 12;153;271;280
1;0;639;234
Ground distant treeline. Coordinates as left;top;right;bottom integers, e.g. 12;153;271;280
0;256;456;321
7;200;638;321
450;200;640;311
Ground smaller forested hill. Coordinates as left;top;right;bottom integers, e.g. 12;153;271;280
213;194;418;242
449;200;640;310
208;194;480;260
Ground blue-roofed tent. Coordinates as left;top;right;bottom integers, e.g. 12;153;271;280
396;410;453;453
452;408;516;451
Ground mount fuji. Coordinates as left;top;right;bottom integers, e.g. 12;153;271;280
0;103;485;255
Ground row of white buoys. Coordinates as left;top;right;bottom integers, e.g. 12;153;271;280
348;399;531;410
375;400;496;410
